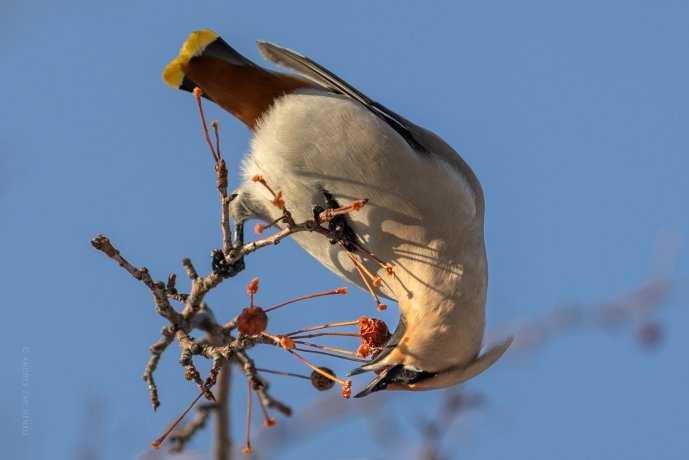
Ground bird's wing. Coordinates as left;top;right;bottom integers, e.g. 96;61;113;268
257;41;430;154
256;41;484;201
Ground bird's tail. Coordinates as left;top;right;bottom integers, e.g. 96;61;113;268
161;30;311;130
162;30;256;93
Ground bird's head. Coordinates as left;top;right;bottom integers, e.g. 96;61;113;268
349;317;513;397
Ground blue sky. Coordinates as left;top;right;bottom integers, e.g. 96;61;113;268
2;1;688;459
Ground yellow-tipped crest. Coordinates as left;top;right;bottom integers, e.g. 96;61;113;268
162;30;219;88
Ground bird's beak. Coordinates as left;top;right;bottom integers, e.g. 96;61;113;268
353;365;394;398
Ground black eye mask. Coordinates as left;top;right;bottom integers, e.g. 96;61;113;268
354;364;437;398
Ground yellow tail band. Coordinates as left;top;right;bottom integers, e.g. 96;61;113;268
162;29;219;88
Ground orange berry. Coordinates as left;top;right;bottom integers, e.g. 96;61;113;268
335;287;348;295
263;418;277;427
252;174;263;182
254;223;265;234
341;380;352;399
247;277;260;295
271;191;285;209
279;336;295;350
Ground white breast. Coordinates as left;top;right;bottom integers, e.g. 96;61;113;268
233;88;481;305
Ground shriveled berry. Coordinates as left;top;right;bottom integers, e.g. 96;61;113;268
237;306;268;335
310;367;336;391
359;316;391;349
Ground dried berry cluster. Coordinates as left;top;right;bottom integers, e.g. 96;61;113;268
357;316;392;358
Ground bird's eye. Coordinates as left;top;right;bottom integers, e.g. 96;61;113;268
393;366;436;384
400;368;417;380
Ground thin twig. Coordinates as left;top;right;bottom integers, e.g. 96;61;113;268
91;235;183;324
169;402;214;452
212;359;232;460
235;350;293;416
143;325;176;410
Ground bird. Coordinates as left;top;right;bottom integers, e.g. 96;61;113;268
163;30;513;397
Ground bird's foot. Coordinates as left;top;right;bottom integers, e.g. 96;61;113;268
211;249;245;278
314;189;358;252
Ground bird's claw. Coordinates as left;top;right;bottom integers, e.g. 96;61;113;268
211;249;245;278
316;189;358;251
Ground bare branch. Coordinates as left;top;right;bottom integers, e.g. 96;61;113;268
91;99;383;456
143;325;176;410
91;235;183;325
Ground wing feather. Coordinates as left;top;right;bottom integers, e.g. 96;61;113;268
257;41;430;154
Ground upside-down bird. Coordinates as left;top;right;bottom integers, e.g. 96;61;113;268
163;30;512;397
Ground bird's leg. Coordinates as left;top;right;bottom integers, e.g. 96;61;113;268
318;189;358;252
233;220;245;246
312;204;325;223
212;221;246;278
321;189;340;210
